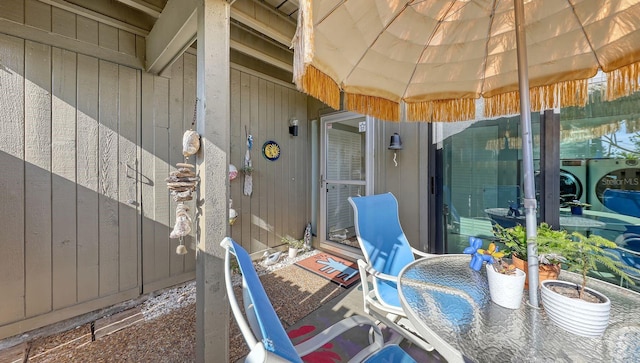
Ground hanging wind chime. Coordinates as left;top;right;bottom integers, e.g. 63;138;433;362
167;100;201;255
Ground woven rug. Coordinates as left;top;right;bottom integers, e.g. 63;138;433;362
295;252;360;288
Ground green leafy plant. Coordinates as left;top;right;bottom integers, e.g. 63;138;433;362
240;165;254;174
563;232;639;299
492;222;571;264
564;200;591;208
281;235;304;250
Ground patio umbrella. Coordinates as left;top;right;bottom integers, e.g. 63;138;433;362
292;0;640;306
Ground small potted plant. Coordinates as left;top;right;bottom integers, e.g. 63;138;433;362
492;223;569;288
282;236;305;258
481;243;527;309
541;232;640;337
564;200;591;215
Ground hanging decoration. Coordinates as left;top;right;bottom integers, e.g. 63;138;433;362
229;164;238;181
167;100;201;255
229;198;238;226
243;126;253;196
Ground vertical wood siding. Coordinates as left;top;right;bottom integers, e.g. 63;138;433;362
0;1;309;339
229;68;309;253
0;31;145;337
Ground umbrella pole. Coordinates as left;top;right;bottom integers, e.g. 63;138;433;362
514;0;540;307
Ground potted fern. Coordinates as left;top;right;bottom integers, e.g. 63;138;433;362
541;232;640;337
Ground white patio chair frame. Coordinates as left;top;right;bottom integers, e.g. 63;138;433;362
221;237;417;363
349;193;436;352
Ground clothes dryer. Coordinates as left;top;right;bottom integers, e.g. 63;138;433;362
533;159;587;205
587;159;640;212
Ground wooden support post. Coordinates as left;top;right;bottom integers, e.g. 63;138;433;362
540;109;560;228
195;0;230;362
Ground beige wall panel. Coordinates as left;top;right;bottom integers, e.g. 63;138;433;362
152;76;171;283
118;29;136;57
273;84;284;243
25;0;50;31
0;0;25;23
374;121;423;248
239;72;252;251
168;55;185;275
98;23;118;51
296;91;308;236
76;54;100;302
284;88;295;238
291;90;304;237
230;69;243;244
281;87;292;239
51;47;78;309
52;7;76;39
76;16;99;45
24;40;52;317
258;78;268;247
141;71;157;287
249;75;264;252
182;53;197;271
98;60;120;296
265;81;276;247
118;65;140;291
0;33;26;325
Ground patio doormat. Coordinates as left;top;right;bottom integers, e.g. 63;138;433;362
295;253;360;288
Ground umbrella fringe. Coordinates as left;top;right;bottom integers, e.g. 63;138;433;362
296;65;341;111
606;62;640;100
406;99;475;122
344;93;400;122
484;80;589;118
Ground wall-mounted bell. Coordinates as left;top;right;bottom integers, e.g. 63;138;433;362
388;133;403;150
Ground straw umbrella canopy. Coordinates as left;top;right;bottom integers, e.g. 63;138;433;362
292;0;640;305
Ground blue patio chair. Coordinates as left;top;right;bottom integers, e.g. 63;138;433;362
603;189;640;218
348;193;435;352
605;247;640;287
221;237;417;363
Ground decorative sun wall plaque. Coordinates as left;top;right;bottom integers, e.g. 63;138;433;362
262;140;280;161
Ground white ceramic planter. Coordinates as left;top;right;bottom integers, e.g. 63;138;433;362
486;264;526;309
541;280;611;337
288;247;299;259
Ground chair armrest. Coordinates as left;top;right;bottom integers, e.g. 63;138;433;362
359;260;399;283
411;247;437;259
618;246;640;256
293;315;384;357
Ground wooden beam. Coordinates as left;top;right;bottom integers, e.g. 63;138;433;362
147;0;294;75
115;0;162;18
38;0;149;36
231;8;291;46
230;39;292;72
0;18;143;69
145;0;198;74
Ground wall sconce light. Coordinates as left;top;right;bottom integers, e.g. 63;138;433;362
289;118;299;136
388;132;403;167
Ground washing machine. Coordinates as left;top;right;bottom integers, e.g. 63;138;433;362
533;159;587;205
587;159;640;212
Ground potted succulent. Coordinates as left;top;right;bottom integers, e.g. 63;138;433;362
564;200;591;215
541;232;640;337
282;236;305;258
492;223;569;288
485;252;527;309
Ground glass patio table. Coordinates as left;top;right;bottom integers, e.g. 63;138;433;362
397;255;640;363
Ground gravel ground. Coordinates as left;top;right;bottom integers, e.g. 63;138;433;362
5;249;347;363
